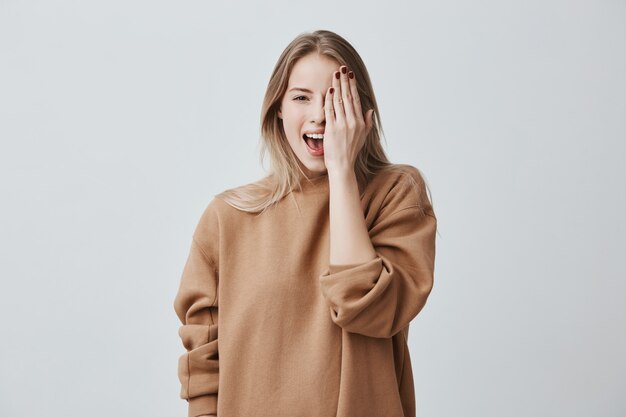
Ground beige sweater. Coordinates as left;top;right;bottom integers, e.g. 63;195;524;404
173;164;437;417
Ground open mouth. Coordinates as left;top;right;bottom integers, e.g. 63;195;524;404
302;134;324;151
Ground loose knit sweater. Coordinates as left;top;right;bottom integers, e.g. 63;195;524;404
173;164;437;417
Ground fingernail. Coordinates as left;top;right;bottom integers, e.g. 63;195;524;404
341;66;347;74
329;87;334;94
335;71;340;79
348;71;354;79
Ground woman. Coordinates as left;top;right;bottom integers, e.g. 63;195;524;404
173;30;437;417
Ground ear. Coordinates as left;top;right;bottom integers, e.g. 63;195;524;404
278;107;282;119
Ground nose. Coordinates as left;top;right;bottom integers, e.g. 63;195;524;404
310;97;325;124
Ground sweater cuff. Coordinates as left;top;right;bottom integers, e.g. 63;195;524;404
326;256;381;275
188;395;217;417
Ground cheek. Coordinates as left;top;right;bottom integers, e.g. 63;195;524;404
280;108;299;141
282;107;304;129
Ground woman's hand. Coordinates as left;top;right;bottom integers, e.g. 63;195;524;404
323;65;374;174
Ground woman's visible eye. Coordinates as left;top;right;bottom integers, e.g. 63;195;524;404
293;96;309;101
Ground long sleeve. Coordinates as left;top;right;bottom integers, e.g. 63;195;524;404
173;235;219;417
319;173;437;339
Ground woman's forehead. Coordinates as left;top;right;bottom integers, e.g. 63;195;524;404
289;55;338;88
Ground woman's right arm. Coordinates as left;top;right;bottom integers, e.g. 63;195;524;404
174;233;220;417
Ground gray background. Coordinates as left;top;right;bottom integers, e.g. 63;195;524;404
1;0;624;416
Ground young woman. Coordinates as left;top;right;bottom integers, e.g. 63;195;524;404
173;30;437;417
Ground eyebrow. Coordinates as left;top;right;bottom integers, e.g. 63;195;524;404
288;87;315;94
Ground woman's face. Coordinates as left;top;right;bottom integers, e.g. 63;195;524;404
278;53;339;179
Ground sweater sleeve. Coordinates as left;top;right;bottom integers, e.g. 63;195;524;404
319;173;437;339
173;234;219;417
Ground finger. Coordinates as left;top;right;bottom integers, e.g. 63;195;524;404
325;86;335;126
333;69;345;123
339;66;355;127
347;69;364;124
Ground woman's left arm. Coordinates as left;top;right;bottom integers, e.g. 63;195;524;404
321;65;436;339
328;168;377;266
322;168;437;339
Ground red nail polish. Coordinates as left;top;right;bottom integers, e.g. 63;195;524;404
341;66;347;74
330;87;334;94
335;71;340;79
348;71;354;79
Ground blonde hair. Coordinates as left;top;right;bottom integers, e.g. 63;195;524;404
216;29;433;215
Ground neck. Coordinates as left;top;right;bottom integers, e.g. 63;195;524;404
296;158;327;180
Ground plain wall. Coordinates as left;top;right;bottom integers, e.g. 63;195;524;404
0;0;624;416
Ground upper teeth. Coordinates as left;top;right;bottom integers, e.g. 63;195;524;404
305;133;324;139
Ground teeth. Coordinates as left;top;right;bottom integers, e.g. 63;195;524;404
305;133;324;140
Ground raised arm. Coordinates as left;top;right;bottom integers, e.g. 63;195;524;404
320;169;437;338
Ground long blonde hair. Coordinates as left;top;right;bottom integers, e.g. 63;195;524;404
216;30;432;215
